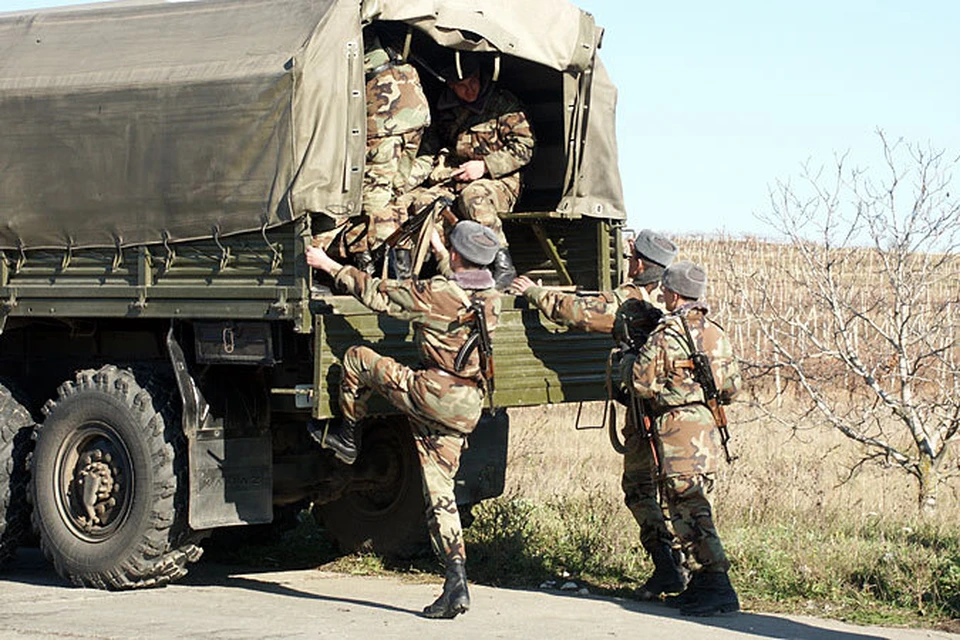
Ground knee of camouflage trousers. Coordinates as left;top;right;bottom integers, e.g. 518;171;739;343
456;180;511;247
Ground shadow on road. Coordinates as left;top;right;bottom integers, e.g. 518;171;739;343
590;589;889;640
0;547;67;588
4;548;424;618
188;570;419;617
182;559;430;616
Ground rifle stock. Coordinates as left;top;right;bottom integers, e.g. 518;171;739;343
631;391;660;472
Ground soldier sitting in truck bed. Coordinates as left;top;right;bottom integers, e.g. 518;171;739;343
402;50;535;290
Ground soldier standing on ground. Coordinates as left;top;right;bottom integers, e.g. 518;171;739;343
304;221;502;619
511;230;689;601
627;260;742;616
413;51;535;290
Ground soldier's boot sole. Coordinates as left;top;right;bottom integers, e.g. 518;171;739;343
679;599;740;617
307;421;358;465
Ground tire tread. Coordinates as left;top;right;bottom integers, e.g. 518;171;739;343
31;365;201;590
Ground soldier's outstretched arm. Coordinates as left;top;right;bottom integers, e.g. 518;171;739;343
515;278;615;334
333;266;433;323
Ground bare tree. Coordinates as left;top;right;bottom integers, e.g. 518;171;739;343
731;131;960;515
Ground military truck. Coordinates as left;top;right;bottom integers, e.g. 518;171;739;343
0;0;627;589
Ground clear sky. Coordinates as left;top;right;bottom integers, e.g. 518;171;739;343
576;0;960;237
4;0;959;237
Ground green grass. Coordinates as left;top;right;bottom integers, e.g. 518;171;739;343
464;495;960;630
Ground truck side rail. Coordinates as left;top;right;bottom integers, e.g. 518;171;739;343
0;221;313;333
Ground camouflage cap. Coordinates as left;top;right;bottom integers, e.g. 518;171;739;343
633;229;678;267
449;221;500;266
663;260;707;300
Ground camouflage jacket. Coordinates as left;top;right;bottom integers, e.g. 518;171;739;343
334;265;501;383
523;281;666;336
364;44;431;139
630;302;741;476
422;82;535;193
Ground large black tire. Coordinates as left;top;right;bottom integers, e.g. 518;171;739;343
0;383;36;567
30;365;201;589
315;418;429;558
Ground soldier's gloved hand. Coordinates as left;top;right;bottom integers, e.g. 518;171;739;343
429;150;455;184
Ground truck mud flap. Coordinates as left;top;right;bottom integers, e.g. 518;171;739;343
455;408;509;505
167;329;273;530
187;431;273;530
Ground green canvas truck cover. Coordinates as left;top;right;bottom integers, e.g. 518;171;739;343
0;0;624;251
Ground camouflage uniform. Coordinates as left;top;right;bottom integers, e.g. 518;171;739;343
362;38;432;249
418;82;535;246
630;301;741;573
333;265;501;563
522;281;675;554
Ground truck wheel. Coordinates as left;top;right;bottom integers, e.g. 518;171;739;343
30;365;201;589
1;383;35;567
315;418;429;558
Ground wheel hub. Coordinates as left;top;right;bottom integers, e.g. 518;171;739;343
75;450;120;529
55;425;133;542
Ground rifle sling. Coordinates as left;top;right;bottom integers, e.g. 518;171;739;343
454;332;480;373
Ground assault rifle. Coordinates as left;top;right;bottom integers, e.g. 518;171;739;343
454;300;495;409
627;381;660;472
370;195;457;267
602;350;661;477
677;312;734;463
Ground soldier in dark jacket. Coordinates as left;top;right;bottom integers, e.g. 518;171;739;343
305;221;502;619
628;260;742;616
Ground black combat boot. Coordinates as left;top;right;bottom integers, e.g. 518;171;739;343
679;571;739;616
389;247;413;280
307;419;360;465
664;570;706;609
637;543;686;601
490;247;517;291
422;559;470;619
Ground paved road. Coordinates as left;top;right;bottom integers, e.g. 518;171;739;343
1;549;957;640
